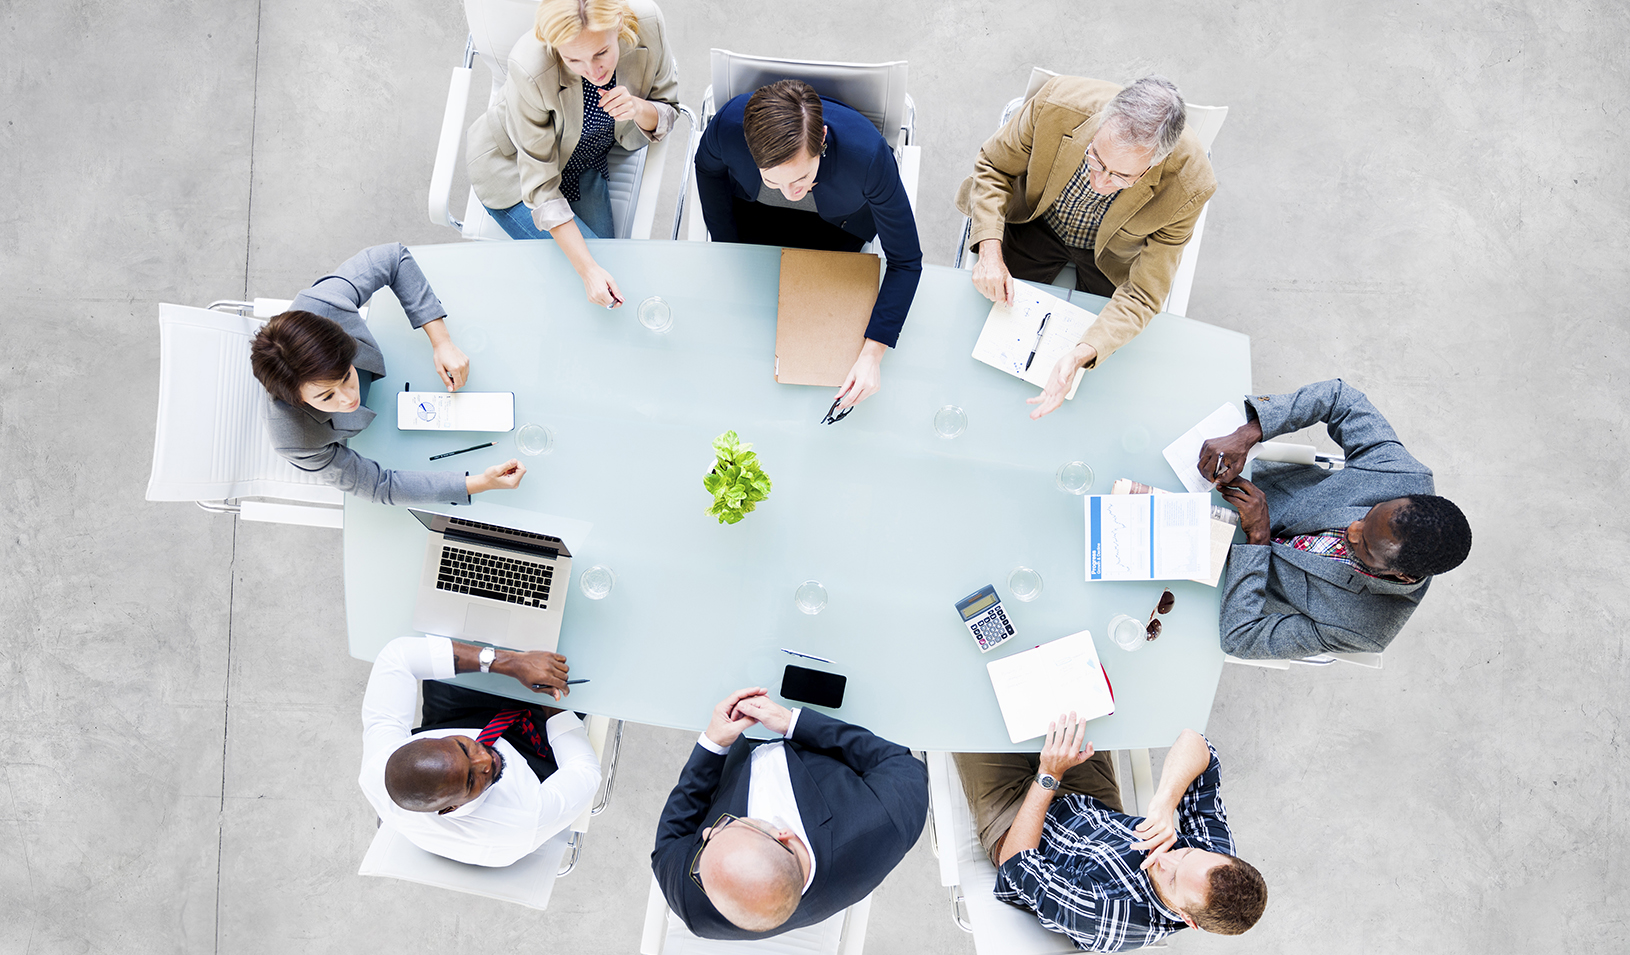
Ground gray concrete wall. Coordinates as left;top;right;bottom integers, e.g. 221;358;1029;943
1;0;1624;952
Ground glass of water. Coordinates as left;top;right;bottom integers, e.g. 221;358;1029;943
639;296;673;333
1108;614;1146;652
579;565;615;600
934;405;967;438
1007;566;1043;602
516;424;554;456
794;580;828;615
1056;461;1094;494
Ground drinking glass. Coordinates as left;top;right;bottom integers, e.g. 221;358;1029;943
639;296;673;333
516;424;554;456
580;565;615;600
1056;461;1094;494
1108;614;1146;652
934;405;967;438
794;580;828;615
1007;566;1043;602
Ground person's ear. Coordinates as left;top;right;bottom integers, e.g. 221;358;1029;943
701;826;713;840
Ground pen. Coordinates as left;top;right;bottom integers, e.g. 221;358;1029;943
1211;452;1225;479
429;441;495;461
781;648;834;664
606;290;623;309
565;679;591;685
1023;312;1051;372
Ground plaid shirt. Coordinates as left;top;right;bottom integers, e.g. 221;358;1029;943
995;743;1235;952
1275;531;1384;578
1042;158;1120;250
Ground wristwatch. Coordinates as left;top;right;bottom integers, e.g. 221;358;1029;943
478;646;496;674
1035;772;1060;791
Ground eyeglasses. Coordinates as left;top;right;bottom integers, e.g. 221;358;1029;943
1145;589;1175;640
1085;142;1150;190
821;397;853;426
689;813;797;891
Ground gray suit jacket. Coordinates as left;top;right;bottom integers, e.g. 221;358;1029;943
263;245;471;506
1219;380;1435;659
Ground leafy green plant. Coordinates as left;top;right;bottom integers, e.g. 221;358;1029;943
704;431;772;525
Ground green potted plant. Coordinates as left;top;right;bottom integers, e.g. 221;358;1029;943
704;431;772;525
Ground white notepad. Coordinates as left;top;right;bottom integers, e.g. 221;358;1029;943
1086;493;1213;581
986;630;1115;743
971;283;1097;399
1162;402;1260;493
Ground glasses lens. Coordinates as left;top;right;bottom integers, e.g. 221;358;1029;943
1157;590;1175;614
1146;618;1162;640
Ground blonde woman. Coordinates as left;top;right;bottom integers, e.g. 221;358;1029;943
467;0;678;307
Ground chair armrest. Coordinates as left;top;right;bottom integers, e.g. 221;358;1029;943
429;65;475;229
639;876;669;955
670;105;700;241
925;752;961;888
837;894;873;955
898;144;921;214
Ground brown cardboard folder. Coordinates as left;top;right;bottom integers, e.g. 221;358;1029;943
775;248;881;386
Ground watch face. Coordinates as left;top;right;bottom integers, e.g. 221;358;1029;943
1038;773;1059;790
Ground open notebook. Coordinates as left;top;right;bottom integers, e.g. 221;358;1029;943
971;282;1098;399
986;630;1115;743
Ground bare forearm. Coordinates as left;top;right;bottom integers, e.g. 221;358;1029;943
420;317;452;346
997;783;1055;865
549;220;600;276
1151;729;1211;810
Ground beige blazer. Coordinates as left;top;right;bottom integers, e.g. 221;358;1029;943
466;0;679;231
956;76;1217;366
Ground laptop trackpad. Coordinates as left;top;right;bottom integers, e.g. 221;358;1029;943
462;603;512;642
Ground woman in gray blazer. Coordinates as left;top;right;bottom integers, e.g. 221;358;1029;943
465;0;679;308
250;245;526;506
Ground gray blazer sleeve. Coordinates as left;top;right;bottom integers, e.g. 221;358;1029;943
1245;379;1431;477
266;402;471;507
291;244;447;330
1217;545;1388;658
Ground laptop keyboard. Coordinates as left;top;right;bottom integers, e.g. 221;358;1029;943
437;546;553;609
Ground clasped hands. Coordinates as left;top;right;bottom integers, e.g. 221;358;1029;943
1041;713;1180;871
1196;418;1271;545
705;687;793;748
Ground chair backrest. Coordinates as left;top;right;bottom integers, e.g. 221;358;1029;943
465;0;541;94
359;824;572;909
709;49;909;149
1183;103;1228;154
644;879;871;955
147;304;343;506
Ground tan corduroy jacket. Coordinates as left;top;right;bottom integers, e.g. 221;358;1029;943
956;76;1217;366
466;0;679;232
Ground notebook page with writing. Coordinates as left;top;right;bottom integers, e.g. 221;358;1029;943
986;630;1115;743
971;282;1097;398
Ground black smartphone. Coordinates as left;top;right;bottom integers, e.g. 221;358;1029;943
781;665;847;708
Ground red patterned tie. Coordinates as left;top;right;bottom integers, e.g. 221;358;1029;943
477;709;551;759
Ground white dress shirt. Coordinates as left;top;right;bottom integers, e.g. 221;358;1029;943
696;708;816;890
359;635;601;867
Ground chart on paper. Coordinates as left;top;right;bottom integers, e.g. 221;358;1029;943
1086;493;1212;581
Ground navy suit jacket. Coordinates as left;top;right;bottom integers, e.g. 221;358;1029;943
694;94;922;348
651;710;928;940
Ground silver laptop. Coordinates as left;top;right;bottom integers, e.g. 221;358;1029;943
407;508;574;651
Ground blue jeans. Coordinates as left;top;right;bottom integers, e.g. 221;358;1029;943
486;168;615;240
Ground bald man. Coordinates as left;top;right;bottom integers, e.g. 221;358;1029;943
358;635;601;866
652;688;928;939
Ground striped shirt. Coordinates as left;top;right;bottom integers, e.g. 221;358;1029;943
1042;159;1120;250
995;743;1235;952
560;72;617;202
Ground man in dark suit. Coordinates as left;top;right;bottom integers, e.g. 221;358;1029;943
1201;379;1473;658
694;79;922;412
652;687;928;939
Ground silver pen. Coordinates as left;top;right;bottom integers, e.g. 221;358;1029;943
780;648;834;664
1023;312;1051;372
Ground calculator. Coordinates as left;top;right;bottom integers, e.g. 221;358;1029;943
955;584;1016;653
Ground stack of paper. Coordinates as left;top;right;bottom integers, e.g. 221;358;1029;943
1110;479;1237;587
971;283;1097;398
986;630;1115;743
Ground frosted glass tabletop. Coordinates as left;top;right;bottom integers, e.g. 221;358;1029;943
345;240;1251;751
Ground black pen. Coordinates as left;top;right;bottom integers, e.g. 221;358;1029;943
1023;312;1051;372
565;679;591;685
429;441;495;461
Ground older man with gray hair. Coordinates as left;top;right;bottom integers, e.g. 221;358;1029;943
958;75;1217;419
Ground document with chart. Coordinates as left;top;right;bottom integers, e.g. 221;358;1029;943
1085;492;1212;581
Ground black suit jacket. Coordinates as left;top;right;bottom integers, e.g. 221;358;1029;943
651;710;928;939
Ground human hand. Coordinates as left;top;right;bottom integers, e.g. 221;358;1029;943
971;239;1013;306
705;687;767;748
1132;800;1179;869
468;459;526;494
1217;478;1271;545
432;340;469;392
733;695;793;736
1026;344;1095;420
580;264;624;308
1197;419;1263;486
497;650;570;700
835;340;886;410
1037;712;1095;779
597;86;652;127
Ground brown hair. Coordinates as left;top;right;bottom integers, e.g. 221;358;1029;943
535;0;637;50
1191;854;1268;935
249;310;357;407
743;79;824;170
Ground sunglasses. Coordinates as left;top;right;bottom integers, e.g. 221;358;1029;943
1145;589;1175;640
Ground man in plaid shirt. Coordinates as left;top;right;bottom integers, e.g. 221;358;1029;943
956;720;1265;950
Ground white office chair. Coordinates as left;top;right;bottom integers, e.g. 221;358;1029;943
954;68;1227;317
427;0;689;241
358;714;624;908
639;876;872;955
924;750;1167;953
146;302;345;528
677;49;921;242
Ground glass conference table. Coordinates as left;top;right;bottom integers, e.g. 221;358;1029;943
345;240;1251;752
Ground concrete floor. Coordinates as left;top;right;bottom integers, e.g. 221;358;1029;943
1;0;1625;952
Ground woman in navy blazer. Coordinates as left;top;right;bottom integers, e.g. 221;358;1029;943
694;80;922;410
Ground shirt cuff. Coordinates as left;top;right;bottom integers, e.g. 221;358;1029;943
696;732;729;756
544;709;584;740
648;102;677;142
530;197;576;232
784;707;802;739
425;634;457;679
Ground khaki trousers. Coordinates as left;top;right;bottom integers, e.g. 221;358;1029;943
953;750;1122;863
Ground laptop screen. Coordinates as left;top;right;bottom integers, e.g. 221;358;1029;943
408;508;572;560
